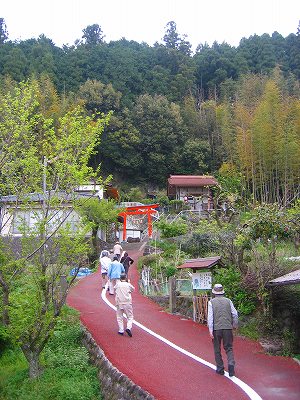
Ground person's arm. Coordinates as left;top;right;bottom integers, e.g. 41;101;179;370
230;300;238;329
129;257;134;264
106;260;111;272
107;264;112;279
129;283;135;292
207;301;214;339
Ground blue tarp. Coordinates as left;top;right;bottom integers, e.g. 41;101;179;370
70;267;92;277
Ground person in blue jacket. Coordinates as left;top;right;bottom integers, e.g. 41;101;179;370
107;255;125;295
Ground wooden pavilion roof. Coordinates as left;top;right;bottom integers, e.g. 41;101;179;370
168;175;218;187
267;269;300;287
177;256;221;270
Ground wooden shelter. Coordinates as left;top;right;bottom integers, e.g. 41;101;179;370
266;269;300;287
177;256;221;273
167;175;218;211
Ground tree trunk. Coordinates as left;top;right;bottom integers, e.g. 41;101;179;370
22;346;43;378
269;239;277;276
90;227;99;263
0;271;10;325
294;234;300;250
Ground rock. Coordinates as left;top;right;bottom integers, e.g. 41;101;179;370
259;338;284;355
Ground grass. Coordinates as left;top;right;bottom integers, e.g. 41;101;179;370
0;308;101;400
238;319;260;341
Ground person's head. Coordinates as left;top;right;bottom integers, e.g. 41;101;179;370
123;252;128;258
101;250;109;257
120;272;127;281
113;255;119;261
212;283;225;295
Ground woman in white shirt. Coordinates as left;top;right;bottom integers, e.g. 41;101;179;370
99;250;111;289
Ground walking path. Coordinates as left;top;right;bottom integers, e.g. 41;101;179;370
67;243;300;400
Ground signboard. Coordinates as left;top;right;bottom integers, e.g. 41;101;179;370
192;272;212;290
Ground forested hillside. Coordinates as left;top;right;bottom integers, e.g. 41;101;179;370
0;19;299;203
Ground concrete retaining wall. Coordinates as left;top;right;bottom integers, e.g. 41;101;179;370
82;327;155;400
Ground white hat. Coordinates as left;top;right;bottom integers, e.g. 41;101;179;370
212;283;224;295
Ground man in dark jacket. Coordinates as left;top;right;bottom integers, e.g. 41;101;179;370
207;283;238;377
120;252;134;276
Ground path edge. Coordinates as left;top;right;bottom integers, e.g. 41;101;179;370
81;325;156;400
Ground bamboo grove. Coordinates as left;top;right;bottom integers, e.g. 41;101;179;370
216;71;300;206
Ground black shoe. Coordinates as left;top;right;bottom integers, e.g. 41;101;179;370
228;365;235;377
125;328;132;337
118;331;124;335
216;369;224;375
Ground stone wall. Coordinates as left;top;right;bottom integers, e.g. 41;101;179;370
82;327;155;400
148;294;194;320
81;295;194;399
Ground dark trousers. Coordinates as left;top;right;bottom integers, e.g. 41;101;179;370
213;329;235;372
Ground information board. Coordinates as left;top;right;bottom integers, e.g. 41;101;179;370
192;271;212;290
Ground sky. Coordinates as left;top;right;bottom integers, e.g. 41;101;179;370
2;0;300;51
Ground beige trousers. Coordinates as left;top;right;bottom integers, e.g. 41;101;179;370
116;303;134;332
109;278;119;294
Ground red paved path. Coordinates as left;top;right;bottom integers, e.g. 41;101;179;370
67;244;300;400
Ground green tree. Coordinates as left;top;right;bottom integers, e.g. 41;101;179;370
78;79;121;114
196;100;222;171
82;24;104;45
0;17;8;44
132;94;187;185
163;21;192;56
284;31;300;79
194;42;239;99
95;108;142;181
209;163;245;228
286;199;300;250
27;35;57;80
2;46;28;81
216;102;237;163
178;139;210;175
156;217;188;238
237;34;277;74
0;79;109;378
76;198;121;263
245;204;290;314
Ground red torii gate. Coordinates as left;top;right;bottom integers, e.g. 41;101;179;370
118;204;159;242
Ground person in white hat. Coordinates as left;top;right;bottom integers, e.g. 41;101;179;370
112;241;123;260
114;273;135;337
207;283;238;377
99;250;111;289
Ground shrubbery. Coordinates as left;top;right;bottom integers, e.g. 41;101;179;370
181;232;218;257
213;266;256;316
0;307;101;400
156;218;188;238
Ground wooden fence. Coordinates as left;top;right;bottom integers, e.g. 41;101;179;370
192;294;209;324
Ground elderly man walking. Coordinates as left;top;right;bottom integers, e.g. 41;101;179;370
207;283;238;377
114;273;135;337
